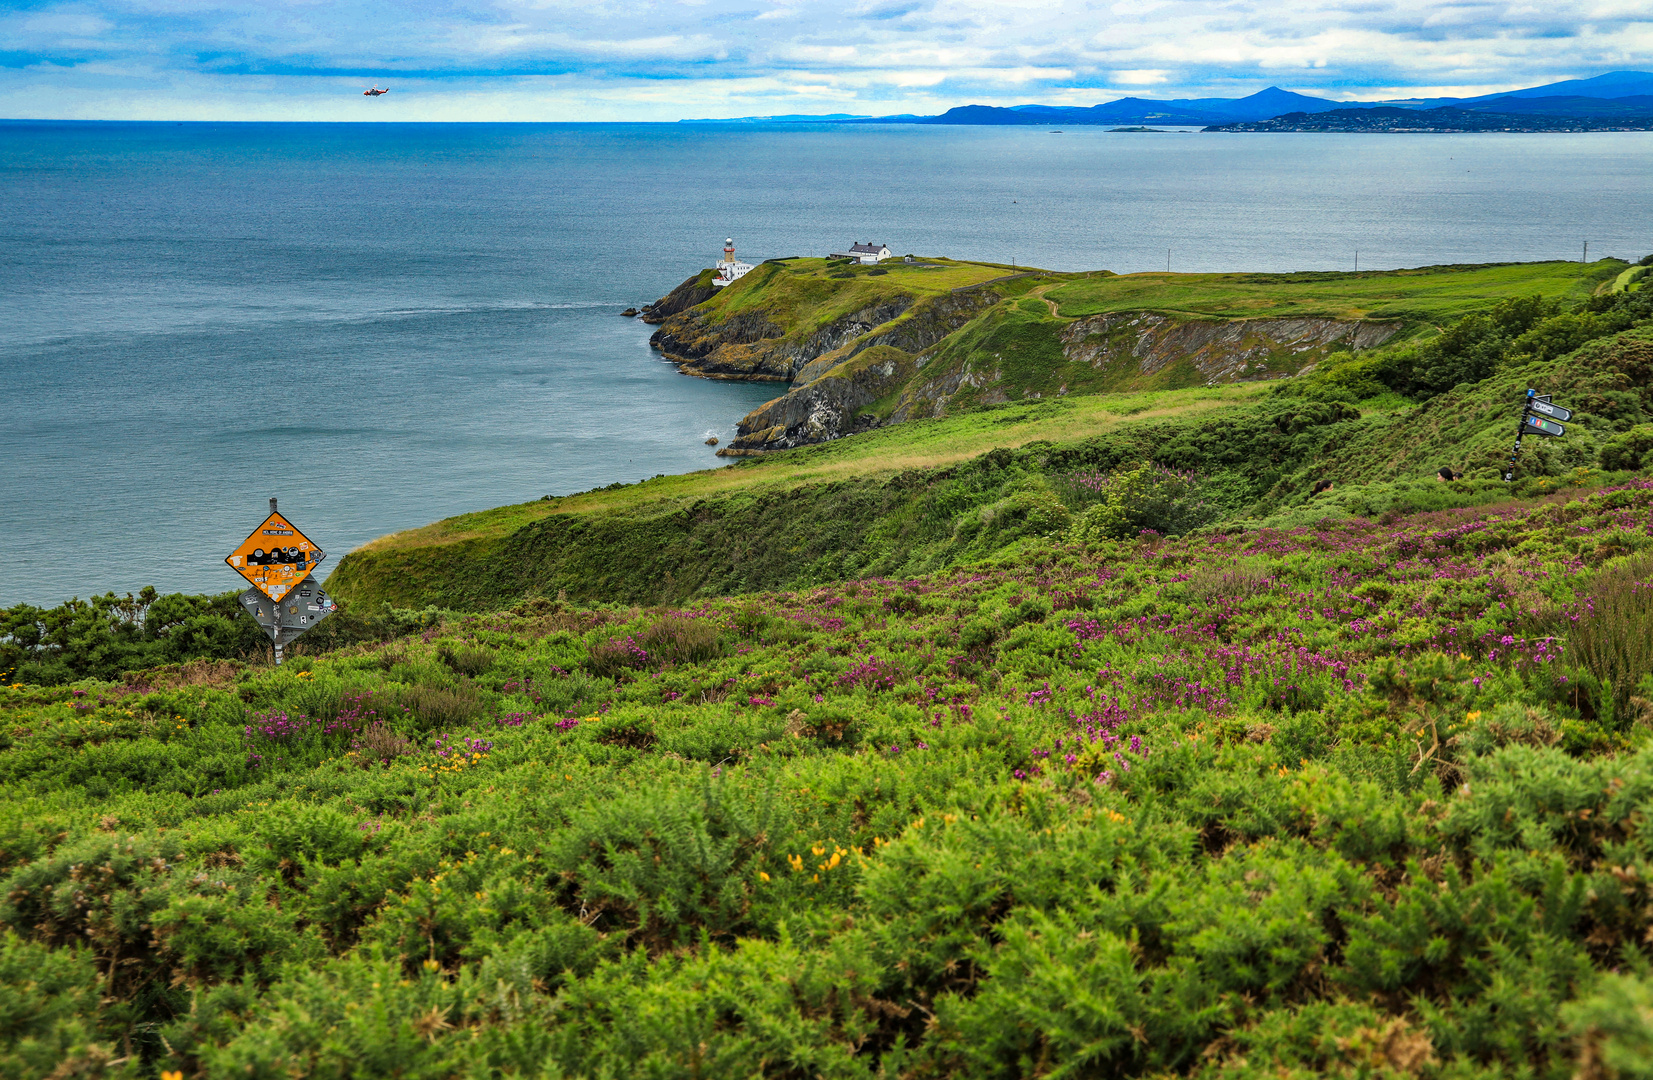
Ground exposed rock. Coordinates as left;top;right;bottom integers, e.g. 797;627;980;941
620;307;640;317
640;271;719;325
1058;313;1400;384
719;346;918;454
788;285;1004;386
652;298;912;382
705;436;719;446
713;284;1014;451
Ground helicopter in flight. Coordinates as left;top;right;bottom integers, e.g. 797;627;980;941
363;87;389;96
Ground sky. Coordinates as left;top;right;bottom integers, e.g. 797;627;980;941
1;0;1650;121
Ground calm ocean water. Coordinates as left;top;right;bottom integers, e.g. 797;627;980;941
3;121;1652;606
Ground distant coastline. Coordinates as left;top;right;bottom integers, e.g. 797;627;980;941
1205;107;1653;134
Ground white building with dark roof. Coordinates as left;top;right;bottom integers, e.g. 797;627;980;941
829;242;893;264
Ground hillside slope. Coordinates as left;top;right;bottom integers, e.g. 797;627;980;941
328;326;1652;611
4;480;1653;1076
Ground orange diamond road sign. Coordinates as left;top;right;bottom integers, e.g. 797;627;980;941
225;512;325;601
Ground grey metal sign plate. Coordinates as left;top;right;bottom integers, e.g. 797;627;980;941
239;575;335;642
1529;399;1572;422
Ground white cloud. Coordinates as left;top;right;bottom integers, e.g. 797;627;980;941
0;0;1647;118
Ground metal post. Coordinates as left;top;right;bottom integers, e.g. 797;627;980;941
1504;388;1536;482
268;496;282;665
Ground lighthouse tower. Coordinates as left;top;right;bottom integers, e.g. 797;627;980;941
713;235;755;288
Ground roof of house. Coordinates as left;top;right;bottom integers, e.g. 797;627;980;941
848;242;888;253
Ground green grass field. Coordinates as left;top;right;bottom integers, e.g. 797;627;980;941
701;257;1015;331
1046;260;1623;322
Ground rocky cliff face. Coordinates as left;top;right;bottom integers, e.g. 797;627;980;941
650;297;915;382
713;285;1010;453
1058;312;1400;383
717;346;918;456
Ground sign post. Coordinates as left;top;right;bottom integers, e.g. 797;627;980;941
1503;389;1572;482
226;498;334;665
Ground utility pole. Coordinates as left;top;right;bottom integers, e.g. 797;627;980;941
1167;248;1171;273
1354;250;1359;272
1583;240;1589;263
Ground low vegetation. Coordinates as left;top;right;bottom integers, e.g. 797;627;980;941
3;479;1653;1076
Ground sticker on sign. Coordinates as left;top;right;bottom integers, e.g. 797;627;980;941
225;513;324;601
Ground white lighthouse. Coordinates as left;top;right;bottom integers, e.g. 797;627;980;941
713;236;754;288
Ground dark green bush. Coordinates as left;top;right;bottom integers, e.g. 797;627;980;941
1599;423;1653;471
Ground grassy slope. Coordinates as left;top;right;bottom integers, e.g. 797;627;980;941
332;325;1651;612
702;257;1012;331
329;384;1267;608
5;484;1653;1077
349;384;1268;557
1047;260;1619;321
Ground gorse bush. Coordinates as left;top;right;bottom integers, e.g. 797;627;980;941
1567;552;1653;724
0;592;451;687
1600;423;1653;472
1064;462;1220;539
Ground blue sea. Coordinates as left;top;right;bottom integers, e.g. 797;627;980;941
3;122;1652;607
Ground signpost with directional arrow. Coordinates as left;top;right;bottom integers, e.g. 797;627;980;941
226;498;334;665
1504;389;1573;482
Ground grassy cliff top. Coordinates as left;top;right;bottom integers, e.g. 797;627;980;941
703;257;1020;330
706;257;1622;335
1047;259;1622;321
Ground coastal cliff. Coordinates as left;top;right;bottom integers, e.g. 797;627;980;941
645;257;1605;454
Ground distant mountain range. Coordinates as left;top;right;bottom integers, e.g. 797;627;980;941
1208;105;1653;134
683;71;1653;127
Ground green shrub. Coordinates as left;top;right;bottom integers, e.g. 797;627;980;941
1600;424;1653;471
0;932;132;1079
1564;973;1653;1080
588;616;722;678
1067;462;1219;540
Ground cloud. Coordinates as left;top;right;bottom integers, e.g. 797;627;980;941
0;0;1647;118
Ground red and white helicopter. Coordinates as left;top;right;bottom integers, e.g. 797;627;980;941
363;87;390;96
